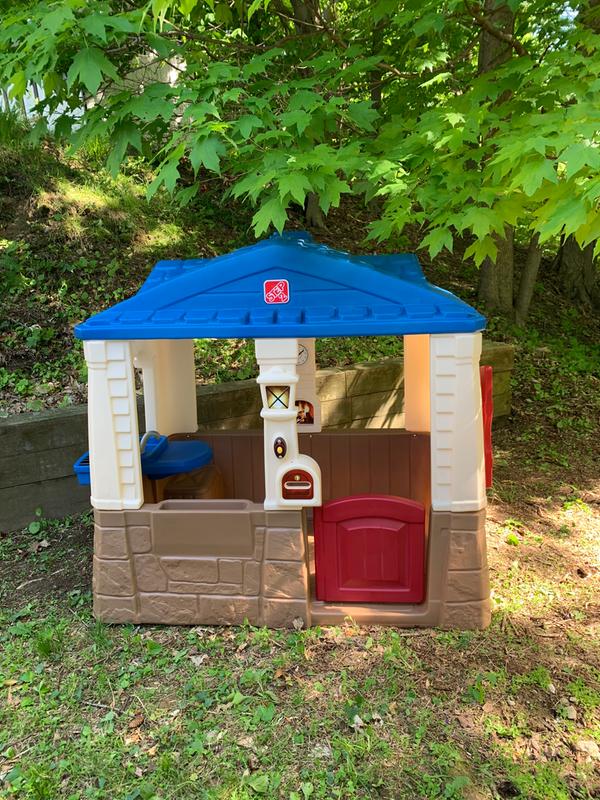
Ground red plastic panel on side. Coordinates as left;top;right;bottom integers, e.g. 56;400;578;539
480;366;493;489
314;495;426;604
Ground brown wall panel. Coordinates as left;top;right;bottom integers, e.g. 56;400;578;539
178;431;430;506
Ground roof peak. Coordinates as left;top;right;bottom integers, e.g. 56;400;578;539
75;233;486;340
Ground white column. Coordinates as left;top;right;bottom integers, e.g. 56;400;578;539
403;334;430;432
429;333;486;512
84;340;143;510
133;340;198;435
296;338;321;432
255;339;321;510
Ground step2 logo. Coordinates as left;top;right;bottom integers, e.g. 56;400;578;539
264;279;289;304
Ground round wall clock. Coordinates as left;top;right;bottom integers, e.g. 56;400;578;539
297;344;309;366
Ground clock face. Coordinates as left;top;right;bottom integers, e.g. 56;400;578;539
297;344;309;366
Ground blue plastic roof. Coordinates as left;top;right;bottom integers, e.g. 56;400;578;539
75;231;486;340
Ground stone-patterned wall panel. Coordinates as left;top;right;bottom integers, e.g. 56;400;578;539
128;526;152;553
263;561;307;600
161;558;219;583
94;557;134;597
94;526;128;559
138;593;198;624
134;555;168;592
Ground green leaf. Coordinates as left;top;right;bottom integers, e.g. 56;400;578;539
520;158;557;197
176;184;199;206
287;90;322;113
560;142;600;179
277;173;311;205
347;101;378;132
445;112;464;128
279;110;313;135
461;206;499;239
246;773;270;794
252;197;288;236
66;47;119;95
421;227;453;259
80;15;108;42
107;121;142;176
248;0;271;20
42;6;75;35
147;159;181;199
464;236;498;267
318;177;350;214
185;101;220;122
9;71;27;100
179;0;198;14
236;115;263;139
189;136;224;174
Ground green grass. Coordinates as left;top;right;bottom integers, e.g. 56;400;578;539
1;591;598;800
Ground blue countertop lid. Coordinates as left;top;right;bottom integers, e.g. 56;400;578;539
74;438;213;484
75;231;486;339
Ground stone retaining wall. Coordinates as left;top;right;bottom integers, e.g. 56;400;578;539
0;341;513;531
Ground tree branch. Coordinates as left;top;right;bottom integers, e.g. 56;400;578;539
464;1;528;57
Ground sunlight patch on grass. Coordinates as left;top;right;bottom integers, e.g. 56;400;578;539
139;221;187;251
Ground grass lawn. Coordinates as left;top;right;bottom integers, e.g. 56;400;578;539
1;127;600;799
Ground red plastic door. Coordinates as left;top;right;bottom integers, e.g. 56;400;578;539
314;495;426;604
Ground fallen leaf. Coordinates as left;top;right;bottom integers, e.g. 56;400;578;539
350;714;364;731
7;688;20;707
190;654;208;667
456;712;474;730
310;741;332;760
134;767;143;778
237;736;255;749
274;668;286;680
146;745;158;757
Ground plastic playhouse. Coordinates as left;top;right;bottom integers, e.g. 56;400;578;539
74;232;493;629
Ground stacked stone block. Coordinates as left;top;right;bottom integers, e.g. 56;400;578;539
93;506;311;628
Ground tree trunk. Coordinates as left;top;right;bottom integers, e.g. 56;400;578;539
305;192;326;229
476;1;517;313
477;1;516;72
559;236;599;307
579;0;600;33
515;233;542;325
478;226;514;312
288;0;328;229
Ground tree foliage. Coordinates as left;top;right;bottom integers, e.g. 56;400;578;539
1;0;599;265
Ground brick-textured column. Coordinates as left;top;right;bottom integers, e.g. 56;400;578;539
429;509;491;630
84;340;143;510
429;333;486;513
261;510;311;628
